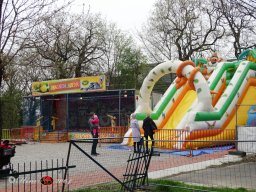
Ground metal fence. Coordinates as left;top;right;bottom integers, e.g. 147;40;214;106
1;128;256;191
1;127;236;149
0;158;75;192
1;126;128;143
64;136;256;191
154;129;236;150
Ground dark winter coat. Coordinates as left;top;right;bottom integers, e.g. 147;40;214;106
142;116;157;137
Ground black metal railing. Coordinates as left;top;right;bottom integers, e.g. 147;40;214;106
0;158;75;192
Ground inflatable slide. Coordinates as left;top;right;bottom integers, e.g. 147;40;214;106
122;49;256;149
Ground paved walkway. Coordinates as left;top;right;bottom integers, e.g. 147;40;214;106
148;155;242;179
11;142;70;164
0;142;250;191
167;161;256;190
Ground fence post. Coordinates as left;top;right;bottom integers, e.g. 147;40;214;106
62;141;72;192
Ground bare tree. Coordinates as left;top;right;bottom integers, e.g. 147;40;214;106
99;23;136;88
139;0;225;62
29;12;75;79
235;0;256;20
0;0;70;139
72;13;106;77
213;0;256;58
0;0;70;88
27;11;106;79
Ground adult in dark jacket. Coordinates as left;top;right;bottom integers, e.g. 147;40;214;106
142;114;157;153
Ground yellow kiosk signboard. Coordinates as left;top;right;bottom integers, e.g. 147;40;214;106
32;75;106;96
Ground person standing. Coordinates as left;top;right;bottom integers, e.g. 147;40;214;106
88;113;100;156
51;116;58;131
130;113;141;153
142;113;157;153
107;114;117;132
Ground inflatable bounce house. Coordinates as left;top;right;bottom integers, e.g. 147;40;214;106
122;49;256;149
247;105;256;126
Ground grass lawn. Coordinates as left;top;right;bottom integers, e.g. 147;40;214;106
71;179;253;192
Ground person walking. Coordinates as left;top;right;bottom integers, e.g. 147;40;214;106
130;113;141;153
142;113;157;153
88;113;100;156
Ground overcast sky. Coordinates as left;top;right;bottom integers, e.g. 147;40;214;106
71;0;156;34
